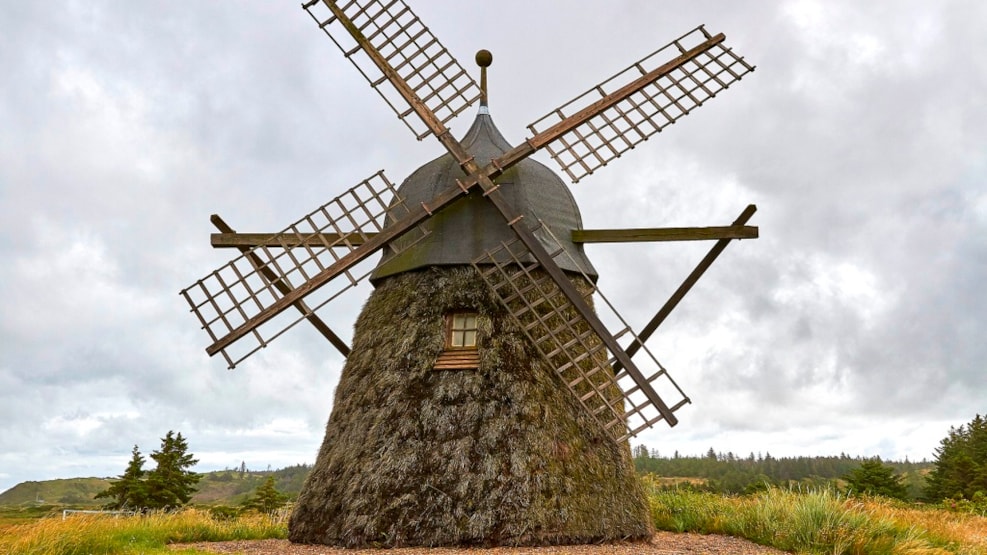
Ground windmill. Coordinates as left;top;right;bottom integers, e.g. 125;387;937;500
182;0;756;547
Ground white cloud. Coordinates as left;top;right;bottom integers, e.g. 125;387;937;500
6;220;160;337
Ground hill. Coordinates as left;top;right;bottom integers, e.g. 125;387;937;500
0;464;312;508
0;477;111;506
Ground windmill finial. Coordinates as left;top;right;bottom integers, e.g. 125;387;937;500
476;49;492;111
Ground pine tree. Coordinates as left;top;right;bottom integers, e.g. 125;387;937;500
145;431;200;509
925;414;987;501
244;475;289;513
843;458;909;500
95;445;148;510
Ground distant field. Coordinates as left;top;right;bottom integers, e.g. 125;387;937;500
650;476;707;487
0;505;62;531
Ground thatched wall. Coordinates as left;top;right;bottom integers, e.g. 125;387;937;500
288;266;652;547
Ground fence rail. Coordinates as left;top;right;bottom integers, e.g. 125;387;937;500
62;509;134;520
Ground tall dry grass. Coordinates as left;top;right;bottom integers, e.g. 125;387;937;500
645;478;987;555
5;484;987;554
0;508;286;555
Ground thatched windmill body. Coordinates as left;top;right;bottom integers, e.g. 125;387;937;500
183;0;756;547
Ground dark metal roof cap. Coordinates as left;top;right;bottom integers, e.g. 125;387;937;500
371;111;597;282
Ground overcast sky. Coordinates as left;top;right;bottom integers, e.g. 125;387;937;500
2;1;985;494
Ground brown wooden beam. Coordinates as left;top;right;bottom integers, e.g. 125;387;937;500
613;204;758;373
212;225;758;249
572;225;757;243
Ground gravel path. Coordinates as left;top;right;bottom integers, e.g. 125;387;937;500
173;532;789;554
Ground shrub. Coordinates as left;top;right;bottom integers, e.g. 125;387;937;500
208;505;241;521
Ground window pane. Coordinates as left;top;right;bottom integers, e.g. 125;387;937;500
447;312;478;348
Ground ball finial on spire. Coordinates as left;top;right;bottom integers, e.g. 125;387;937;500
476;50;492;108
475;49;493;68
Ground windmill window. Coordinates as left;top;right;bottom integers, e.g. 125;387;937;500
447;312;478;349
436;312;480;370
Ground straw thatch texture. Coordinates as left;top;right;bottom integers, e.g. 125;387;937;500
288;266;651;547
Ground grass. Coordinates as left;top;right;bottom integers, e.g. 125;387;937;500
644;477;987;554
4;482;987;554
0;508;287;555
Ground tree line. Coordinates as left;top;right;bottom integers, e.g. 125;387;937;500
634;412;987;505
632;445;929;499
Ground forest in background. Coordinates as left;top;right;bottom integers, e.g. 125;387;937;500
631;445;932;499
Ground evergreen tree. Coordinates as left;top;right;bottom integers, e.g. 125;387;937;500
145;431;200;509
843;458;909;500
925;414;987;501
244;475;289;513
95;445;148;509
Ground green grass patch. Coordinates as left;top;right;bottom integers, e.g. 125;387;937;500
0;505;64;528
0;508;287;555
643;476;987;554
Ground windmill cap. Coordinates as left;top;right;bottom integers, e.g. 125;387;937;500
370;112;597;283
